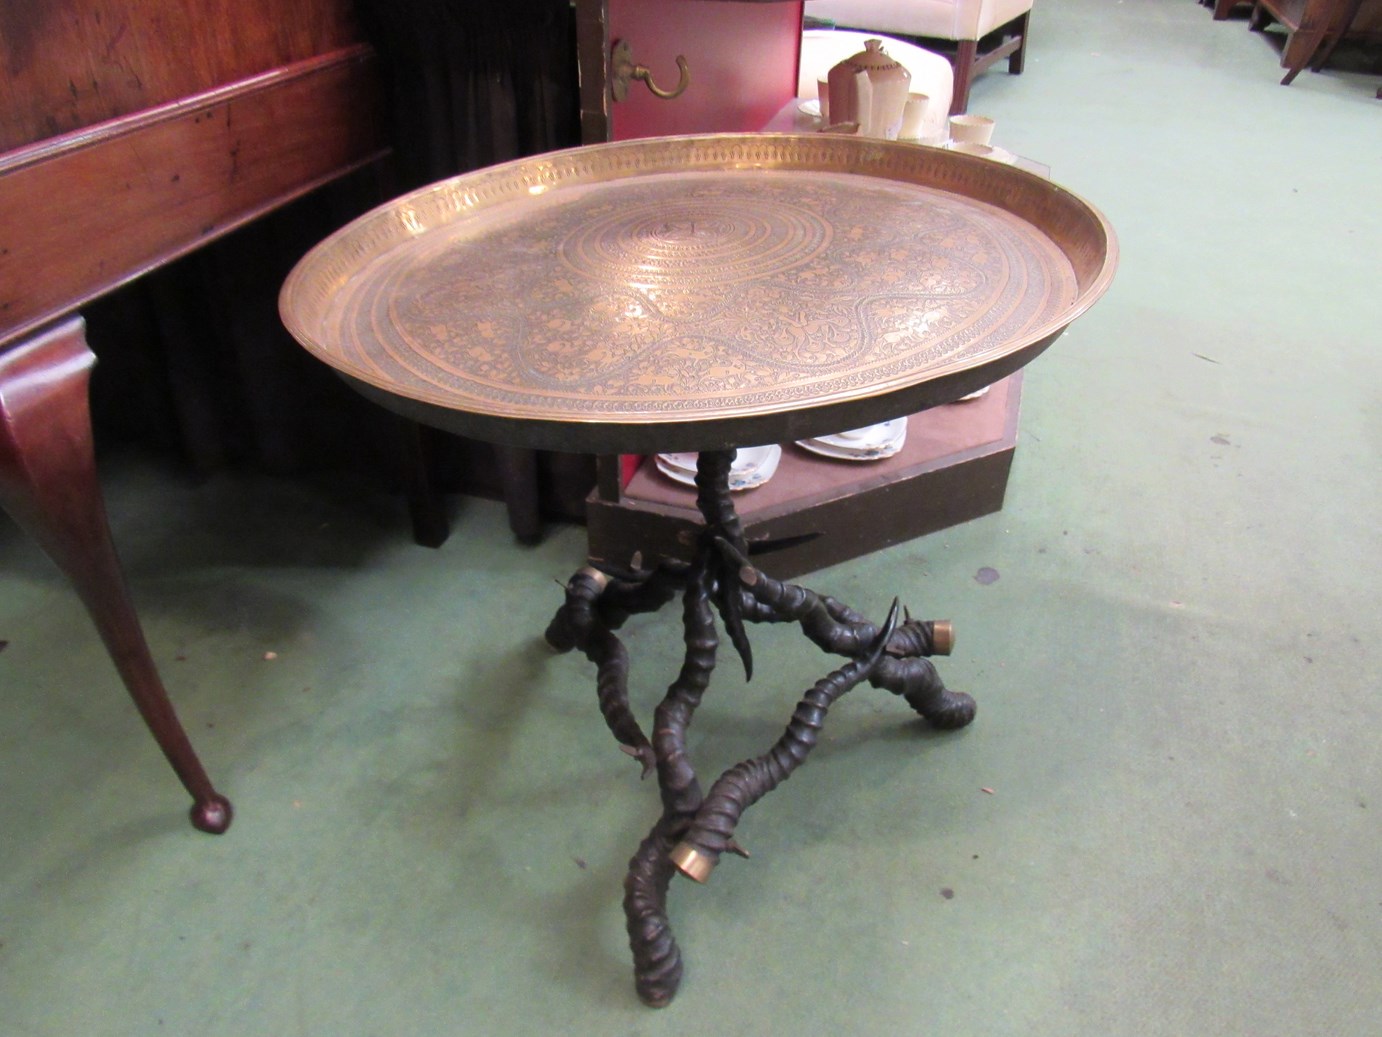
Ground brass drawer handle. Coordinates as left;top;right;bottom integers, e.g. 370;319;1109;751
610;39;691;102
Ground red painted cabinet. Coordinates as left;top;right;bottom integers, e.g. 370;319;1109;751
577;0;803;145
606;0;803;139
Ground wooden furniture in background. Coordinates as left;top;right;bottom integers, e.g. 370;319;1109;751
1;47;384;345
0;0;388;830
1306;0;1382;93
1234;0;1382;82
1212;0;1254;19
1307;0;1369;69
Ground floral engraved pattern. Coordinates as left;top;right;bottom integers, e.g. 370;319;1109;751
323;164;1080;423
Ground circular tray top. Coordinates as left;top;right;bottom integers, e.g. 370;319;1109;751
282;135;1116;453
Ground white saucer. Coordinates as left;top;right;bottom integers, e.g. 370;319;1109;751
797;99;822;119
797;419;907;461
656;452;699;475
655;445;782;491
942;141;1017;164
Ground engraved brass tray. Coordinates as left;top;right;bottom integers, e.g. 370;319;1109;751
281;134;1117;454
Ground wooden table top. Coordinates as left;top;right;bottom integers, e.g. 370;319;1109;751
281;134;1116;453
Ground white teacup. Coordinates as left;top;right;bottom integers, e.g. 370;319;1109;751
898;92;930;141
948;114;995;145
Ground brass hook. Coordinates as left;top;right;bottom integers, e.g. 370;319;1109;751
610;39;691;102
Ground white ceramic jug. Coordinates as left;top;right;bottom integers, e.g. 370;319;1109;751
826;39;910;139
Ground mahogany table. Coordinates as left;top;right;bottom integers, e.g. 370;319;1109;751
1;40;387;832
280;133;1117;1006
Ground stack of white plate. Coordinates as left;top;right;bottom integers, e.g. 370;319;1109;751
654;445;783;491
796;419;907;461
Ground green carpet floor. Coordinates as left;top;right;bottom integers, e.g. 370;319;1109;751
2;1;1379;1033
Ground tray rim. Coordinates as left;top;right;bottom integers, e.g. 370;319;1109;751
280;132;1118;453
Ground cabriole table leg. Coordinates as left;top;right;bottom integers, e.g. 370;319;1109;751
0;317;232;834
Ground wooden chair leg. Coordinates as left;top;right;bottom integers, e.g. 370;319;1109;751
1008;12;1030;74
1309;0;1366;73
0;317;231;833
951;40;978;114
1280;27;1328;83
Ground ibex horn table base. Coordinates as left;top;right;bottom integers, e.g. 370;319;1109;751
545;446;972;1005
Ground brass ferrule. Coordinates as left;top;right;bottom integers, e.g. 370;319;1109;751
931;620;955;656
669;842;716;883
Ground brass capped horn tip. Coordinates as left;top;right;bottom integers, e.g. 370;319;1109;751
669;843;716;884
577;566;610;590
932;620;955;656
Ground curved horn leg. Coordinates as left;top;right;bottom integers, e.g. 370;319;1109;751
672;603;900;880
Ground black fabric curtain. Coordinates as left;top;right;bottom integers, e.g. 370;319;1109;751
355;0;580;188
88;0;586;520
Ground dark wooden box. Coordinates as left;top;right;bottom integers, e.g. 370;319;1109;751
586;372;1022;579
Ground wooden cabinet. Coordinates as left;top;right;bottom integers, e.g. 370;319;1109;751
575;0;1023;577
0;0;385;350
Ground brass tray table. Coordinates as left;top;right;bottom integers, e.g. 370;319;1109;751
281;133;1117;1007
